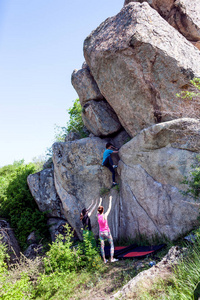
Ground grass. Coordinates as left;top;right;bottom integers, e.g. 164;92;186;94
131;229;200;300
2;229;200;299
99;187;110;196
0;234;171;300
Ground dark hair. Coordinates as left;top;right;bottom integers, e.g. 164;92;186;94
98;206;104;214
80;208;87;220
106;142;112;149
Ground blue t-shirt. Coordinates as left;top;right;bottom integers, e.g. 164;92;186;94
102;149;113;164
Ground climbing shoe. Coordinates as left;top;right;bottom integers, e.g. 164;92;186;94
111;258;118;262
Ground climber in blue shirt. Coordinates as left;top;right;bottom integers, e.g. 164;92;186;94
102;142;119;186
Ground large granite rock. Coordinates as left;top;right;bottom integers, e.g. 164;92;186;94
124;0;200;47
82;100;122;136
27;168;64;218
118;118;200;240
168;0;200;43
0;220;21;263
84;2;200;137
47;218;79;242
52;137;120;239
71;65;104;106
124;0;174;18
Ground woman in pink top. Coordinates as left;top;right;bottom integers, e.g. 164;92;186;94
97;196;118;263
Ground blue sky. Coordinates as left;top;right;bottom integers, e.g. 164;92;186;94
0;0;123;167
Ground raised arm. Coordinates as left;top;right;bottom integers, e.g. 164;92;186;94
88;199;98;217
86;200;94;211
96;197;102;217
98;197;102;207
105;196;112;218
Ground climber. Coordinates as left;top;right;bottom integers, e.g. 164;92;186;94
97;196;118;263
80;199;98;232
80;199;98;248
102;142;119;187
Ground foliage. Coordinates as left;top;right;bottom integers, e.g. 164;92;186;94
176;78;200;100
66;98;88;137
0;272;33;300
112;183;120;192
43;225;80;274
181;155;200;200
45;98;89;158
138;233;200;300
31;156;46;172
53;99;89;143
44;224;102;274
0;160;49;249
34;271;83;300
0;237;9;273
99;187;110;196
79;230;102;271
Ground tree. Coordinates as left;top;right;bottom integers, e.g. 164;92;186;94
53;99;89;142
0;161;49;249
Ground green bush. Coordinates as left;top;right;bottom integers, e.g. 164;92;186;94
177;78;200;100
34;271;88;300
79;230;101;271
139;235;200;300
0;237;9;273
53;99;89;143
44;224;102;274
43;225;81;274
0;272;33;300
0;161;49;249
181;155;200;200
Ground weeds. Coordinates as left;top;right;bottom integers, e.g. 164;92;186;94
99;187;110;196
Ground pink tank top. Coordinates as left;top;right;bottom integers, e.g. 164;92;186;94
98;214;110;232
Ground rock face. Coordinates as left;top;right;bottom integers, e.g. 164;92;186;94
82;100;122;136
27;168;64;218
123;1;200;48
71;65;104;106
124;0;174;18
84;2;200;137
28;1;200;243
52;137;120;240
0;220;21;263
118;118;200;240
47;218;79;242
72;64;122;137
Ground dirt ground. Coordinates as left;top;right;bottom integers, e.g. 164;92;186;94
71;252;165;300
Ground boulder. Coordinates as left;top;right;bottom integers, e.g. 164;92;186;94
124;0;200;46
124;0;174;18
65;131;81;142
27;168;64;218
0;220;20;263
43;157;53;169
106;129;131;149
26;231;37;245
52;137;120;239
23;244;43;260
47;218;79;242
82;100;122;136
118;118;200;240
168;0;200;43
84;2;200;137
71;66;104;106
